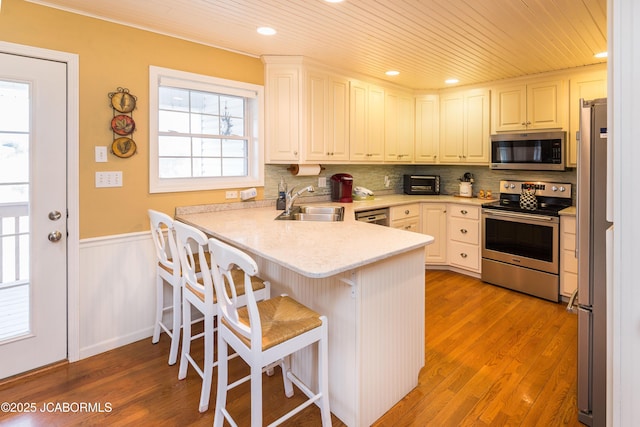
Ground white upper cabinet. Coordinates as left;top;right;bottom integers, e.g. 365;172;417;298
492;79;568;132
567;67;607;167
439;88;490;164
304;71;350;162
385;89;415;162
264;60;302;163
414;94;439;163
350;80;385;161
263;56;350;164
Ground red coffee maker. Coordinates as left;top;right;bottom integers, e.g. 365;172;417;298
330;173;353;203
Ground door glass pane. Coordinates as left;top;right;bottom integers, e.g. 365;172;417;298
0;80;30;341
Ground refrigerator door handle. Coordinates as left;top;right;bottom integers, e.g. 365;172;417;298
577;306;593;416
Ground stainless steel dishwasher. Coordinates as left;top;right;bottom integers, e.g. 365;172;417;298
355;208;389;226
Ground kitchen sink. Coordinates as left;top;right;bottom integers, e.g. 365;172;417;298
275;206;344;222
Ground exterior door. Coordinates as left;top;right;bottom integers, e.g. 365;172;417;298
0;52;67;378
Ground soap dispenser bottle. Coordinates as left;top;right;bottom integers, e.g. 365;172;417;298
276;177;287;210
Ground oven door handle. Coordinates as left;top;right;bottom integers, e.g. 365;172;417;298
483;209;556;222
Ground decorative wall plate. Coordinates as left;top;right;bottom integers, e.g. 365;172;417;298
109;88;137;113
112;137;137;158
111;114;135;135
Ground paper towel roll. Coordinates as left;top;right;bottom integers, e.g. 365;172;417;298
289;164;322;176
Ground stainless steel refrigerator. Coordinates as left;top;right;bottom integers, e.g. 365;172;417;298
572;98;611;426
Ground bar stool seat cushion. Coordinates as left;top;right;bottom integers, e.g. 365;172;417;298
222;295;322;351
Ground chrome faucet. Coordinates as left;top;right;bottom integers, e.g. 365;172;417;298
285;185;315;215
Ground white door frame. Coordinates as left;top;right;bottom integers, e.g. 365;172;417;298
0;41;80;363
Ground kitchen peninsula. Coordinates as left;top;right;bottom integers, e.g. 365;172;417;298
177;203;433;426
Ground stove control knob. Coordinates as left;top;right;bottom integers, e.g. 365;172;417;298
504;183;509;189
552;185;558;192
559;186;566;192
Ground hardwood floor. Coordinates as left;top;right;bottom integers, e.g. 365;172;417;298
0;271;580;426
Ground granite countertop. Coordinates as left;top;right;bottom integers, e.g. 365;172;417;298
176;200;437;279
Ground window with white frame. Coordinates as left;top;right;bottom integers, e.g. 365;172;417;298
149;66;264;193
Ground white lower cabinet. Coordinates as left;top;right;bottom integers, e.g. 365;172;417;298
421;203;447;264
447;204;481;273
560;216;578;297
390;203;421;233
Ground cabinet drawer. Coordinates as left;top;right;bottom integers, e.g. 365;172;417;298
449;217;479;244
391;218;421;233
448;241;480;271
562;233;576;251
562;248;578;273
562;216;576;234
390;203;420;220
449;204;480;220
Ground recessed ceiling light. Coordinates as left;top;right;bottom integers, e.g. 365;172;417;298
594;51;608;58
324;0;344;3
257;27;277;36
385;70;400;76
445;78;459;84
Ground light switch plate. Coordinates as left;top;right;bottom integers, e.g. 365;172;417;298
95;146;108;162
96;171;122;187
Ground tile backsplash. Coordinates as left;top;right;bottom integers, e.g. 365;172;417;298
265;164;577;204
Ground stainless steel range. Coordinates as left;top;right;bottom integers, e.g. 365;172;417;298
481;180;572;302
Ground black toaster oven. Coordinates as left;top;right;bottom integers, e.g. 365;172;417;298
403;175;440;195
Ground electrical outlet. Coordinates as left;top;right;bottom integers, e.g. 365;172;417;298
384;175;391;188
96;171;123;187
95;146;108;163
318;177;327;188
225;191;238;199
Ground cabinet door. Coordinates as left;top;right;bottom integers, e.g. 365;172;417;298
305;71;328;161
349;81;368;160
439;93;465;162
367;84;385;161
305;73;350;162
527;79;565;130
265;65;301;162
421;203;447;264
568;69;607;167
385;90;414;162
493;85;527;132
464;89;490;163
327;76;350;161
415;95;439;163
350;81;384;161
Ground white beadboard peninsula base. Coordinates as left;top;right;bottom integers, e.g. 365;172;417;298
253;247;426;427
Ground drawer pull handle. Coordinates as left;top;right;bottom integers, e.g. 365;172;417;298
460;228;468;234
405;210;410;215
460;209;468;215
460;253;468;258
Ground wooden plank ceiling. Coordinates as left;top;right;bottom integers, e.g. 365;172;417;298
28;0;607;90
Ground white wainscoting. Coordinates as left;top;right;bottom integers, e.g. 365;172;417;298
78;232;157;359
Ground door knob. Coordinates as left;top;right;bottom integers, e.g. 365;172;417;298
48;211;62;221
48;231;62;242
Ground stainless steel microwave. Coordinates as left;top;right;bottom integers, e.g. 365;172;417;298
490;131;566;171
403;175;440;195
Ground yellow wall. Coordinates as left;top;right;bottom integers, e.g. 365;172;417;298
0;0;264;238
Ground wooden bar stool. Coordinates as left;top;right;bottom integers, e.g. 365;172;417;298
173;221;270;413
208;237;331;427
148;209;183;365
